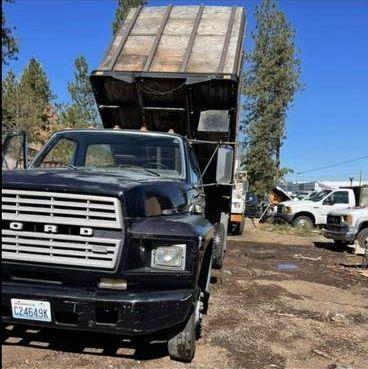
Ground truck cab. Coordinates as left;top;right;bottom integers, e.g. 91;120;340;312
2;128;234;360
324;207;368;255
276;188;356;228
323;186;368;254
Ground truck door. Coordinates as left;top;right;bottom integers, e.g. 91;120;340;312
320;190;350;223
2;132;28;170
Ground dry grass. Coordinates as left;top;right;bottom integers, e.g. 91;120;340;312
260;222;322;237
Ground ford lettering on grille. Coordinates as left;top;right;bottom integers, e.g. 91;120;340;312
1;189;123;269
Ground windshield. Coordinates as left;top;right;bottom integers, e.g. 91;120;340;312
310;190;332;202
35;132;184;179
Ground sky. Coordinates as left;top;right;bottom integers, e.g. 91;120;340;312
3;0;368;183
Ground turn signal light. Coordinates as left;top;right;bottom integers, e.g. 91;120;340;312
98;278;127;290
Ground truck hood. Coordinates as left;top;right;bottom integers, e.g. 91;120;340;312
279;200;315;208
2;169;189;218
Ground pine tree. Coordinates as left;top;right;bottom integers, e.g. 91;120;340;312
62;55;99;128
243;0;301;199
2;0;19;65
2;69;20;132
112;0;146;36
18;58;56;147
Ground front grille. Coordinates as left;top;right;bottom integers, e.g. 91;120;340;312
277;205;283;214
2;189;123;269
2;189;122;228
327;215;341;225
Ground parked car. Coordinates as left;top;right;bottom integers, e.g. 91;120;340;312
275;188;361;228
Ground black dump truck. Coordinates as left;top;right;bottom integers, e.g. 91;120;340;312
2;5;246;361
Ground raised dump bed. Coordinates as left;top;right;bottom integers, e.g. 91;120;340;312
90;5;245;142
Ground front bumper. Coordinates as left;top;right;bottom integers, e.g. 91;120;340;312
2;281;197;337
323;225;356;243
274;212;294;223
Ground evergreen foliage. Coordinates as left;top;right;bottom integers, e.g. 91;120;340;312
2;0;19;65
2;58;56;148
60;55;99;128
243;0;302;198
112;0;146;36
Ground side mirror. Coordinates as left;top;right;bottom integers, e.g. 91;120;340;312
216;145;233;184
2;132;28;170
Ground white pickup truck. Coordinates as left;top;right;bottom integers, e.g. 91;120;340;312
324;207;368;255
275;188;357;228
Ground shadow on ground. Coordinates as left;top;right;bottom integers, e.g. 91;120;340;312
1;325;168;360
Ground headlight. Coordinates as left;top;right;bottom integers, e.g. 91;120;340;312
343;214;353;225
151;244;186;270
284;206;292;213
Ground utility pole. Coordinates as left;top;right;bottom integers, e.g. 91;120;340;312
359;170;363;186
349;176;354;187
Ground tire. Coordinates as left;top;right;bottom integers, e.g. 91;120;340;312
357;228;368;253
228;221;240;235
292;215;313;229
168;309;196;362
228;220;245;236
212;224;225;269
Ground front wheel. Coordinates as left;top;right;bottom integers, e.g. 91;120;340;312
212;224;225;269
168;309;196;362
292;216;313;229
357;228;368;255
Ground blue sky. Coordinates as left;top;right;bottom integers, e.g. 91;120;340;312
3;0;368;182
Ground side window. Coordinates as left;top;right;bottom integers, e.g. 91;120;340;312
189;147;201;184
331;191;349;204
85;144;114;167
39;138;77;168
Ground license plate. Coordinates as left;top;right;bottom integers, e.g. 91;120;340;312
11;298;51;322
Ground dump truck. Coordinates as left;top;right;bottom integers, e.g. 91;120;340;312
2;5;246;362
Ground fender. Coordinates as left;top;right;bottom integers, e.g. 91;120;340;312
129;214;214;246
357;219;368;233
292;211;316;224
129;214;214;284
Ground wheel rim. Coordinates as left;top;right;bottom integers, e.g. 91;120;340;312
296;219;310;228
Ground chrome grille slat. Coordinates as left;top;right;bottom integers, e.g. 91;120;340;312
1;189;123;269
2;197;116;210
3;245;114;259
2;204;117;218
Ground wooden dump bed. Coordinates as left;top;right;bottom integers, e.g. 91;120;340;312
99;5;245;75
90;5;246;136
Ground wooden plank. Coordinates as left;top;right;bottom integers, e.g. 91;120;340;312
180;5;204;72
108;6;143;71
114;35;155;71
197;8;230;35
217;7;237;73
144;5;173;72
186;35;224;73
130;6;166;35
150;35;190;72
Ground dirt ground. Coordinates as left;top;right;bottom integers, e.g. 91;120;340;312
2;225;368;369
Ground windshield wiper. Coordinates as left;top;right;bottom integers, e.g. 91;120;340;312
90;164;161;177
139;167;160;177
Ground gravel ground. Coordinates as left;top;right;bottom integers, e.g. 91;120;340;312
2;226;368;369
